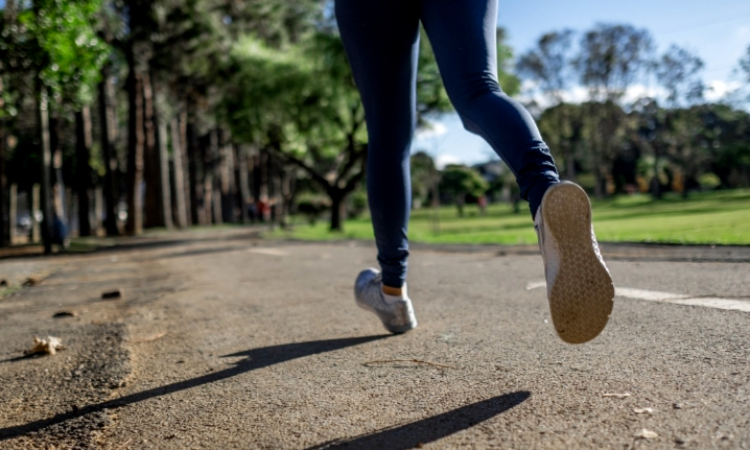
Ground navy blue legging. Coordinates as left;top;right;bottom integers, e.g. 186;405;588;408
336;0;560;288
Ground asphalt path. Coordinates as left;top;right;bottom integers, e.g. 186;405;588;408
1;229;749;449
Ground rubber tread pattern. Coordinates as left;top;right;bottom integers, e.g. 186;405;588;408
541;183;615;344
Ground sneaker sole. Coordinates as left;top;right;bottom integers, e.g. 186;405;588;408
355;300;417;334
541;182;614;344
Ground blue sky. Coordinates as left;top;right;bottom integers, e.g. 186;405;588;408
416;0;750;167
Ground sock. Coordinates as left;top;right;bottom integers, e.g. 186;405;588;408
382;283;407;305
382;284;403;296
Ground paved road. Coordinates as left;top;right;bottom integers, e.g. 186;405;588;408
1;229;749;449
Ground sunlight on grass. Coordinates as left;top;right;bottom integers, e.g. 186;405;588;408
270;189;750;246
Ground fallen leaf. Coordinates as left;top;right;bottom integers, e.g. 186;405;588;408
25;336;64;356
634;407;653;414
137;332;166;343
602;392;631;399
637;429;658;439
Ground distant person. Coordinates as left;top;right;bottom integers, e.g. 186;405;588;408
337;0;614;343
247;201;258;223
256;197;271;223
477;195;487;215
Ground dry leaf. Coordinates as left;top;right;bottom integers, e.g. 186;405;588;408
25;336;64;355
138;332;166;343
637;429;658;439
602;392;631;399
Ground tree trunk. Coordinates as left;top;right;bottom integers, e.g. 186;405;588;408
329;190;346;232
93;187;103;235
204;130;219;225
9;183;16;245
592;139;605;199
157;117;173;228
50;116;67;243
255;150;268;206
236;145;251;224
142;71;160;228
178;111;192;225
219;135;237;223
651;150;662;199
75;107;93;236
279;167;295;228
170;117;188;228
1;4;13;242
98;65;120;236
31;184;41;243
455;195;465;217
126;61;145;235
187;114;205;225
37;85;54;253
0;109;7;247
142;71;171;229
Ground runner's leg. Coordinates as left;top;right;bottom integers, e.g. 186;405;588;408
335;0;421;288
420;0;560;216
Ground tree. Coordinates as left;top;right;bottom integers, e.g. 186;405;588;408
438;165;488;217
644;46;704;197
410;151;439;209
739;44;750;106
224;30;451;231
517;30;579;180
517;30;575;104
633;98;671;197
140;0;325;228
695;103;750;188
535;102;586;181
740;44;750;83
1;0;108;251
576;23;654;198
224;33;366;231
656;45;704;107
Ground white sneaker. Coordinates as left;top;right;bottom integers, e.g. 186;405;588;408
354;268;417;334
535;181;614;344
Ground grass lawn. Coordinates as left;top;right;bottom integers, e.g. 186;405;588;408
270;189;750;246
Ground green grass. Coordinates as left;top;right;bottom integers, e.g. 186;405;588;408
270;189;750;246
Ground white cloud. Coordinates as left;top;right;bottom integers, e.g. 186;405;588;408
621;84;664;104
705;80;743;101
435;154;462;170
414;122;448;141
520;82;687;107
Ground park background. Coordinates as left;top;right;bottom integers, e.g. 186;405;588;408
1;0;750;252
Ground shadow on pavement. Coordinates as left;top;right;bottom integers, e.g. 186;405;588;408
0;355;35;364
0;335;388;441
305;391;530;450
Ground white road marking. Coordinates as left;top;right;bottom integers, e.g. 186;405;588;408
248;248;289;256
666;297;750;313
525;281;547;291
614;288;689;301
525;280;750;313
